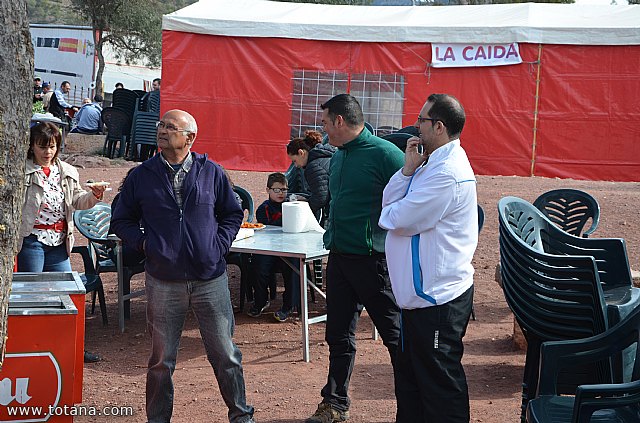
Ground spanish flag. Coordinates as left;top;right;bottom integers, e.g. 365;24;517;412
58;38;79;53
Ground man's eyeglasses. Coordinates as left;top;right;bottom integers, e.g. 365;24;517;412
417;116;439;124
269;188;288;194
156;121;192;134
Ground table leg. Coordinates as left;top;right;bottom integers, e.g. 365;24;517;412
300;259;310;362
116;241;125;333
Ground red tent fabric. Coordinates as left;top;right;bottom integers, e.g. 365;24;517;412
162;2;640;182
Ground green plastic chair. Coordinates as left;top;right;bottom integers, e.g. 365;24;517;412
527;305;640;423
533;188;600;238
74;203;146;322
498;196;640;422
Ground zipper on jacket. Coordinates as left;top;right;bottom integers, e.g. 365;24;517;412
331;149;348;249
178;162;205;279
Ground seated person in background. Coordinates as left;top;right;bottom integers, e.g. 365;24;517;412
70;94;103;134
115;82;124;90
81;97;91;105
247;173;297;319
49;80;78;123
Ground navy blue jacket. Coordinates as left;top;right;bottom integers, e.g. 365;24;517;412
255;199;283;226
111;152;243;281
304;143;335;216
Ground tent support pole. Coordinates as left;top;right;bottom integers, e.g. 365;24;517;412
530;44;543;177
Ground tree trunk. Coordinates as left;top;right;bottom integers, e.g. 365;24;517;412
94;28;105;95
0;0;33;369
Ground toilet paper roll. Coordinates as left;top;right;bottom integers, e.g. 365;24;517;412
282;201;325;233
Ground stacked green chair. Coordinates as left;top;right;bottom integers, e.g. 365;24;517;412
498;196;640;422
533;188;600;238
527;304;640;423
129;110;159;161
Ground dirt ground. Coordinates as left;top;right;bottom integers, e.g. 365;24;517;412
61;135;640;423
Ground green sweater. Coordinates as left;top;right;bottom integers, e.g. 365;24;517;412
323;127;404;255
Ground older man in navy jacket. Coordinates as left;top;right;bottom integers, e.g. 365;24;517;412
111;109;255;423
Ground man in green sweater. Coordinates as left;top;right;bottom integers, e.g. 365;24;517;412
306;94;404;423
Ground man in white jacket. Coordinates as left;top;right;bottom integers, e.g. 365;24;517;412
379;94;477;423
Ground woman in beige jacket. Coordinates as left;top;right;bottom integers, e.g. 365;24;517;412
17;122;106;272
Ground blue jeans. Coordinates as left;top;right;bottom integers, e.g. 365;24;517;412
17;235;71;272
145;272;254;423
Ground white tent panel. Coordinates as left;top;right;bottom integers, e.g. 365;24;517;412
163;0;640;46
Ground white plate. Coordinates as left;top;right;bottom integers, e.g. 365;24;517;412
85;181;111;188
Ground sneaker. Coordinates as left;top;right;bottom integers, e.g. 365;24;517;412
246;301;270;318
305;403;349;423
273;309;291;322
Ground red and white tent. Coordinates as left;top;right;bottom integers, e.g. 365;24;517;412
162;0;640;181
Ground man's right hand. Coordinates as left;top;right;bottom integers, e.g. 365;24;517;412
402;136;427;176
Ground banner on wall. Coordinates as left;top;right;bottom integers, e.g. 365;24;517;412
431;43;522;68
30;25;96;90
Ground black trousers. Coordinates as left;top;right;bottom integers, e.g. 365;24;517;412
321;252;401;412
395;286;474;423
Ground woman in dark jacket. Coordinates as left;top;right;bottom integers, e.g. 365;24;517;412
286;130;336;224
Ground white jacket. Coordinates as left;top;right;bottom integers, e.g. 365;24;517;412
379;140;477;310
20;158;100;255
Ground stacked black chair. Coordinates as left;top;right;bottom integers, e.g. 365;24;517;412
498;196;640;422
527;305;640;423
374;125;399;138
132;89;147;99
110;88;140;157
137;90;160;113
147;90;160;114
101;107;131;159
382;131;412;152
397;125;420;137
533;188;600;238
130;111;160;161
111;88;139;117
138;92;149;112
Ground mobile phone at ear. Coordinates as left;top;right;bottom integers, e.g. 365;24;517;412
417;143;424;155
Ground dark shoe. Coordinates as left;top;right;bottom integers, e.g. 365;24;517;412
84;350;101;363
305;403;349;423
273;309;292;322
246;301;270;318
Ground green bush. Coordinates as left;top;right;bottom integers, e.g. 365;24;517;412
32;101;45;115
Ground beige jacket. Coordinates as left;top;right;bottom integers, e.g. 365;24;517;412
20;158;100;255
